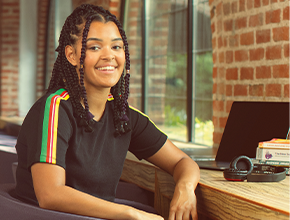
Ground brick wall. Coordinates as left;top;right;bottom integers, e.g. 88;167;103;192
210;0;289;147
72;0;121;19
0;0;19;116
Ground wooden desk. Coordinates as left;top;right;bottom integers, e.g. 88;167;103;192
121;153;290;220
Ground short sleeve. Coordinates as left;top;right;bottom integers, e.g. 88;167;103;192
19;89;73;170
128;106;168;160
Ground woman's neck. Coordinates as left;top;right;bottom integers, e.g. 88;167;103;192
84;88;110;122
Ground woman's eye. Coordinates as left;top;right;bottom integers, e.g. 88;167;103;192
113;46;122;50
89;46;100;51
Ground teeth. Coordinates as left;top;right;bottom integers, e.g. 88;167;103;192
97;66;115;71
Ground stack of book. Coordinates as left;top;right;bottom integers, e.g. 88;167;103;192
256;138;290;175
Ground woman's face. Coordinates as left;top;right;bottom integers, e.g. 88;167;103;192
72;21;125;91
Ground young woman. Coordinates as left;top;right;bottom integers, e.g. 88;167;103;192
15;4;200;220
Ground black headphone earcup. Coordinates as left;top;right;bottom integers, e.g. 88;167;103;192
231;155;253;173
224;155;253;181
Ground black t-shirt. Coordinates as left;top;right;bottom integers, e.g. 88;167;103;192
15;88;167;205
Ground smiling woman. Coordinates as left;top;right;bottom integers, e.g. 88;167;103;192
65;21;126;97
14;4;200;220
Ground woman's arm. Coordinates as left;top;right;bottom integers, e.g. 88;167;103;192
146;139;200;220
31;163;164;220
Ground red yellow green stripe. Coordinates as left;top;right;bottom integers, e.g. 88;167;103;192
40;88;70;164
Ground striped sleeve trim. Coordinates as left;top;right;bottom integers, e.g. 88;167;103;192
129;105;166;135
40;88;70;164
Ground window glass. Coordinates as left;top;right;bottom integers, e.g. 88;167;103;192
147;0;188;142
192;1;213;146
124;0;213;146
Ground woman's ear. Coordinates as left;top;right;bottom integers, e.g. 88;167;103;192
65;45;78;66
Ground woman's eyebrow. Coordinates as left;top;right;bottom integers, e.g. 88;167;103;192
86;37;123;42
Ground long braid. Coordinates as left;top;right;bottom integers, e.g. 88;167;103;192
47;4;131;135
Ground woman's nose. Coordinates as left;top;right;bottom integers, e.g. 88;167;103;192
100;48;115;61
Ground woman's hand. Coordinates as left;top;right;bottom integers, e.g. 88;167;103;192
146;140;200;220
168;182;197;220
133;209;164;220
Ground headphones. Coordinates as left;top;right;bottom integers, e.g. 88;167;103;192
223;155;286;182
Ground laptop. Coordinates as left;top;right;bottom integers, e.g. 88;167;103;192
194;101;290;171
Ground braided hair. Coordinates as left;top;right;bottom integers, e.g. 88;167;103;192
47;4;130;136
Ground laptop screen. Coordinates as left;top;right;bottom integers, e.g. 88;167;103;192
215;101;290;162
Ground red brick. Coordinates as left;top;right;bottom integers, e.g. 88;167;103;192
266;9;281;24
213;100;224;111
216;1;223;16
247;0;253;9
226;85;233;96
256;66;272;79
232;1;238;13
262;0;269;5
218;82;225;94
109;2;119;7
213;52;217;64
283;6;290;20
250;48;264;61
240;0;246;11
213;131;223;144
241;67;254;80
266;84;282;97
273;64;289;78
226;100;234;113
229;35;239;47
234;84;248;96
212;116;218;127
284;84;289;98
219;117;228;128
235;17;247;29
218;36;223;48
273;26;289;41
218;67;225;79
224;37;228;47
211;23;215;33
226;68;238;80
266;45;282;60
224;19;233;31
213;67;218;78
249;13;263;27
223;2;231;15
240;32;254;45
284;44;289;57
226;51;234;63
256;29;271;44
235;50;248;62
219;52;224;63
254;0;261;7
250;84;264;96
212;37;216;49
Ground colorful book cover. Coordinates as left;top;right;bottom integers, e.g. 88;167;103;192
256;147;290;162
258;139;290;149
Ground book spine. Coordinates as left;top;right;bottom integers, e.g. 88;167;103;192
259;142;290;149
256;147;290;162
